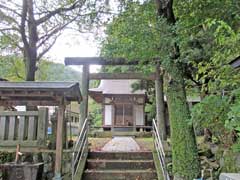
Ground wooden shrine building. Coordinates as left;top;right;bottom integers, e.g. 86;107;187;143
0;81;82;180
89;79;146;131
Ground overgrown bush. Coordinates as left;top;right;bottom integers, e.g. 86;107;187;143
191;95;230;144
88;98;102;127
226;89;240;151
0;152;14;164
226;89;240;135
191;90;240;149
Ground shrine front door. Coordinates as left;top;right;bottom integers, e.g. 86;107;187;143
114;103;133;126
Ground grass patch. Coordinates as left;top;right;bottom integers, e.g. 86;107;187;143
88;138;111;151
135;138;154;151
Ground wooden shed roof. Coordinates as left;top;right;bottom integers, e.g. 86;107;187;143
0;82;82;106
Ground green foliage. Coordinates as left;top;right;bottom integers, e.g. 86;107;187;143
88;98;102;127
0;56;81;82
191;91;240;148
88;81;102;127
191;95;230;137
36;60;82;82
175;0;240;93
0;152;14;164
0;56;25;81
101;1;174;66
231;142;240;153
226;89;240;133
221;150;240;172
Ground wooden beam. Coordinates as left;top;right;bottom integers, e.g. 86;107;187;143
89;73;156;80
0;111;38;116
37;108;48;146
0;100;63;106
0;140;39;147
65;57;141;65
0;116;7;140
111;104;114;132
54;104;65;179
0;91;57;97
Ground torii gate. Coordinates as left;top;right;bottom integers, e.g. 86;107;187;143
65;57;167;140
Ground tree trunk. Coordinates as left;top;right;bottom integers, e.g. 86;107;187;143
27;0;38;81
21;0;38;81
155;63;167;140
25;53;37;81
155;0;200;179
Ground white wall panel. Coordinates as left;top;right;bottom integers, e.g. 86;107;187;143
104;105;112;125
135;105;144;125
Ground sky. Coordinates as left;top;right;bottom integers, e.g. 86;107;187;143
46;30;101;73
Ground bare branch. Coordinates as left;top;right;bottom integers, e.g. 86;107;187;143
37;34;59;61
0;9;19;25
36;0;86;25
0;4;22;17
0;27;20;32
37;11;81;60
37;25;62;49
37;14;78;49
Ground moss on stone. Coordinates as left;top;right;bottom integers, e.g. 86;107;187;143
221;150;240;172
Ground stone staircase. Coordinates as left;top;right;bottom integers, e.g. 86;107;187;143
82;151;158;180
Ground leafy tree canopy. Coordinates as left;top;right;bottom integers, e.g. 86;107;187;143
101;1;175;70
175;0;240;93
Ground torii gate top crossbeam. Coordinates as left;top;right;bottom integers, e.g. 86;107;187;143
65;57;141;65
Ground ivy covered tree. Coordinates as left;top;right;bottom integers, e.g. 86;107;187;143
0;0;108;80
155;0;201;179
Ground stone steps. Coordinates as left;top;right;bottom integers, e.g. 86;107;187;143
86;159;155;170
82;169;158;180
82;151;158;180
88;151;154;160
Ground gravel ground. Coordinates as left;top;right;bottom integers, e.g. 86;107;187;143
101;137;141;152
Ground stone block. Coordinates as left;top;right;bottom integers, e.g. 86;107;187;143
219;173;240;180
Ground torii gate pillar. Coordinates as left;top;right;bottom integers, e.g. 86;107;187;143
79;65;89;128
155;63;167;140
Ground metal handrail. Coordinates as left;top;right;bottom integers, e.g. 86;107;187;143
152;119;170;180
72;118;88;180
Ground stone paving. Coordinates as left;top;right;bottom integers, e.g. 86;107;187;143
101;137;141;152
